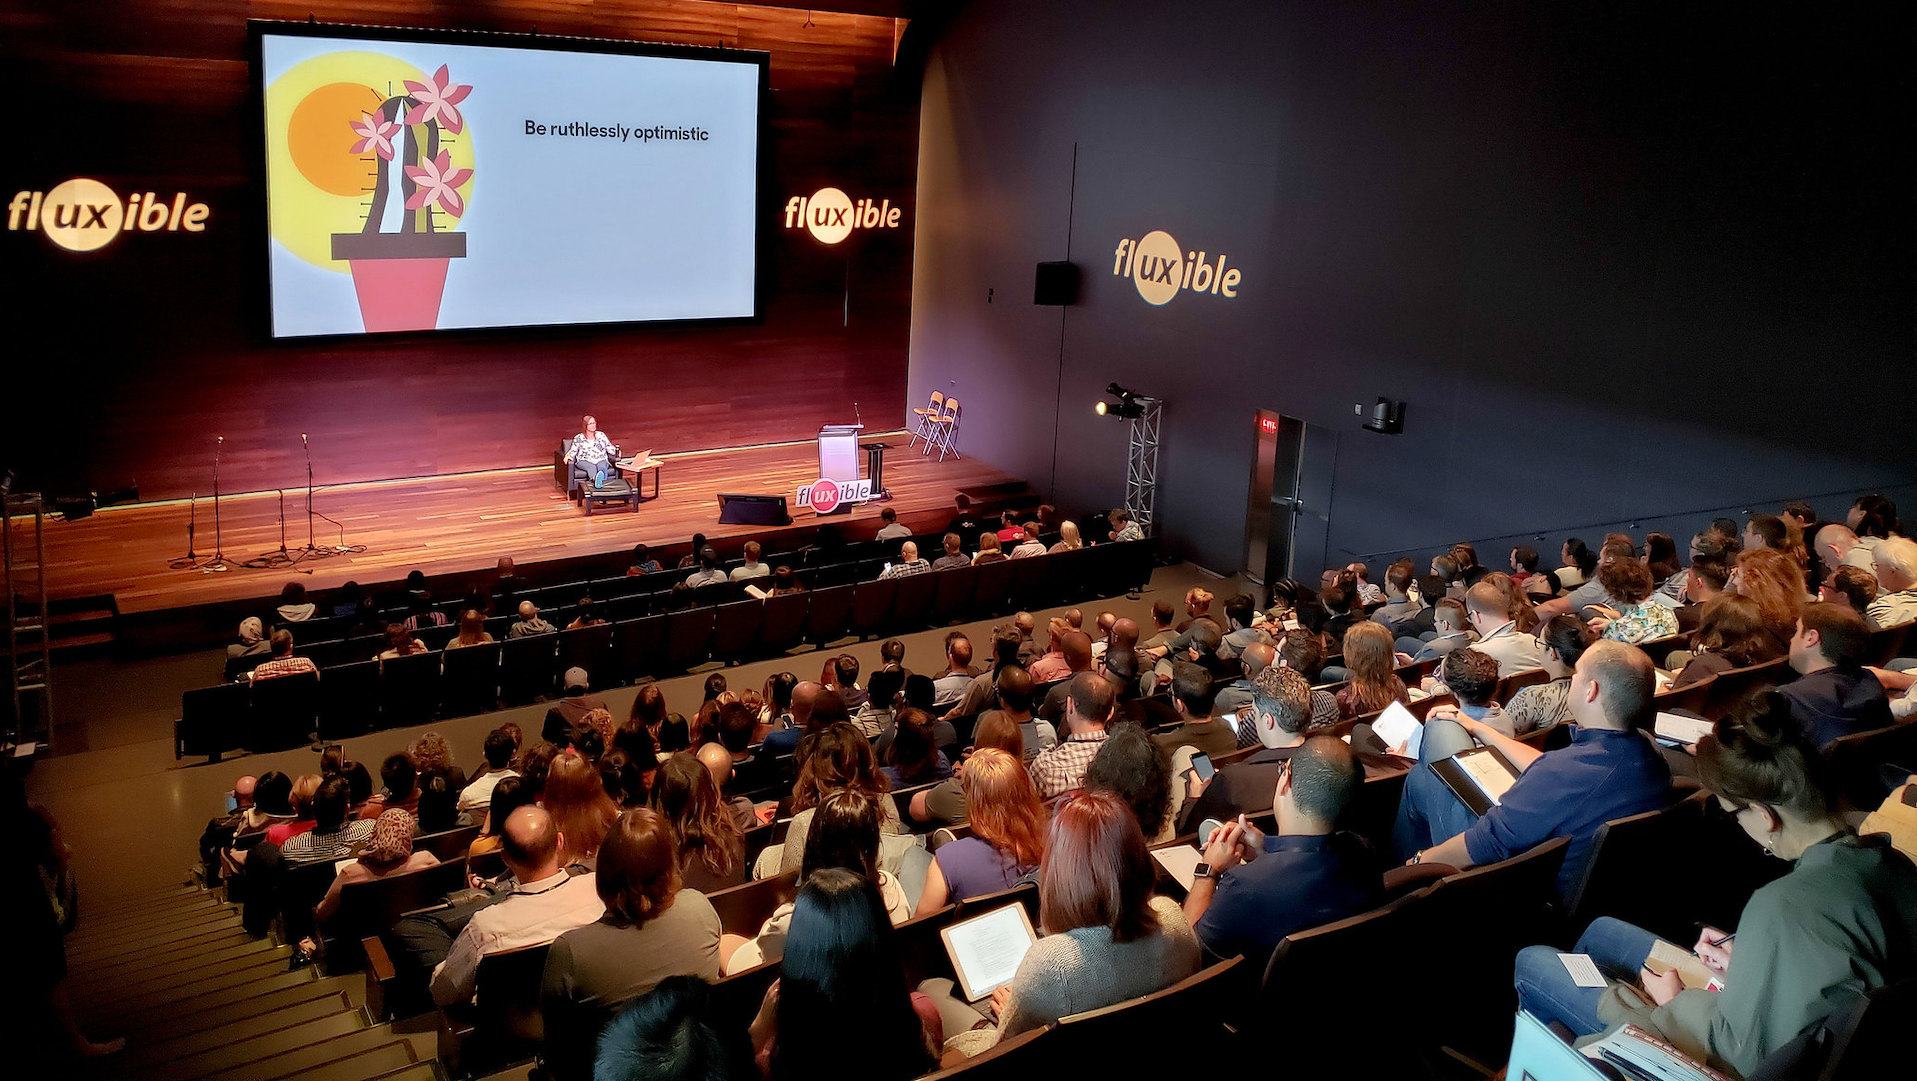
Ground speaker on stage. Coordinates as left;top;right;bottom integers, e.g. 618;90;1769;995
716;492;791;526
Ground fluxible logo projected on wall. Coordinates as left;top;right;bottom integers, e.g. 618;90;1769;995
266;54;477;332
784;187;902;244
1112;230;1242;306
7;179;210;252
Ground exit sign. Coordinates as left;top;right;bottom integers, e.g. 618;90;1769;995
1258;417;1278;434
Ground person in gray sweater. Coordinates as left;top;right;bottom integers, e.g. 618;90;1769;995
930;790;1199;1059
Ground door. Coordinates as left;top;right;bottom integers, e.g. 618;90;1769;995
1246;413;1338;594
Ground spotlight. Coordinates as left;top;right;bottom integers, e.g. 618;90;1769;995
1096;382;1146;419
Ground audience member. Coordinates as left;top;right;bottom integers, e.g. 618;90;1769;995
1109;507;1144;542
467;776;537;862
459;729;521;814
1049;520;1084;553
509;601;555;638
1086;722;1174;843
540;808;723;1081
1276;630;1345;731
1669;595;1785;690
1821;563;1878;617
1334;622;1408;718
1035;632;1097;719
282;777;376;865
227;616;268;662
932;790;1196;1059
930;532;970;570
1153;661;1237;760
730;789;913;972
1376;559;1425;627
1587;551;1678;643
912;748;1045;915
1434;647;1510;733
250;628;319;681
1866;536;1917;629
1410;599;1474;663
678;534;709;571
829;655;868;709
624;543;662;577
314;808;439;925
1212;640;1272;722
778;722;902;873
1177;666;1313;835
1505;615;1595;734
971;532;1009;564
1030;672;1115;799
1009;524;1047;558
431;806;604;1005
1780;602;1893;749
1728;547;1810;645
727;541;770;582
416;773;468;834
1182;736;1380;966
908;712;1025;827
545;751;619;866
594;975;754;1081
875;507;912;541
1514;692;1917;1078
749;867;939;1080
358;754;422;819
654;752;749;891
881;708;952;788
880;541;932;578
1536;535;1636;621
543;668;609;749
446;608;493;649
1401;640;1671;895
379;623;430;660
1460;581;1544;676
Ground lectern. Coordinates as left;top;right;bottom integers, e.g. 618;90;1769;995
818;424;863;482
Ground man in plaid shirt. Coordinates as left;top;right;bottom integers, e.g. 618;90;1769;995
249;629;318;682
1030;671;1117;799
878;540;932;579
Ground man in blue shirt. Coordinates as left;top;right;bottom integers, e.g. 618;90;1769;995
1182;736;1382;966
1411;639;1671;897
1780;601;1893;749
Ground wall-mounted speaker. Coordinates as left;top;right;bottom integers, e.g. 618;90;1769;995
1034;261;1080;306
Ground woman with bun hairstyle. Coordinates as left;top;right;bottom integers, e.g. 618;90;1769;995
1511;691;1917;1078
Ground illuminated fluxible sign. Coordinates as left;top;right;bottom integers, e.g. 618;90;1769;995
1112;230;1241;306
8;179;210;252
783;187;902;244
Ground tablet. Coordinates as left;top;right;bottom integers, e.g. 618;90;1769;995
940;902;1038;1003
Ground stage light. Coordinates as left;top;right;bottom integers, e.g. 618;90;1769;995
1097;382;1145;419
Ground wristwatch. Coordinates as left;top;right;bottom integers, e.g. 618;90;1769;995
1192;863;1217;881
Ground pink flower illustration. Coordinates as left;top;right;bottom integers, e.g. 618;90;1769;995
403;150;473;217
402;65;473;135
347;110;402;161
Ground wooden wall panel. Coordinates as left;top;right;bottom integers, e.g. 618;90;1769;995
1;0;919;499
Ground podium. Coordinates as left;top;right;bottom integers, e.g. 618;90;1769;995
818;424;863;483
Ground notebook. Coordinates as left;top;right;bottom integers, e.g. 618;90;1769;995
1431;745;1523;815
941;903;1038;1003
1372;700;1424;758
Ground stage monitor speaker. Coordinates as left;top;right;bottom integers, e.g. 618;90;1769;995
1034;261;1080;306
717;492;791;526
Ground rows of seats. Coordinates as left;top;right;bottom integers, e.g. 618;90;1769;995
175;539;1156;759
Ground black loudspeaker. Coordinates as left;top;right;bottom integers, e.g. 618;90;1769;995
1034;261;1080;306
716;492;791;526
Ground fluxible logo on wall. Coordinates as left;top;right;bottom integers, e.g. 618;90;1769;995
783;187;903;244
8;178;211;252
1112;229;1242;306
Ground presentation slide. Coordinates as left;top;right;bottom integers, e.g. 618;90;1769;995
256;28;762;338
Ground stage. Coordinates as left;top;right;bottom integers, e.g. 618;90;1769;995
37;432;1034;646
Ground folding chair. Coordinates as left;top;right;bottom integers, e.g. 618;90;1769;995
908;389;946;451
924;396;962;460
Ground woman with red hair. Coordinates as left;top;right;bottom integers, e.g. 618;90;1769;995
541;750;618;867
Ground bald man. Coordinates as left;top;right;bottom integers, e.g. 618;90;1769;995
879;541;931;579
509;600;555;638
698;742;760;831
1405;640;1671;897
761;680;823;757
431;806;604;1005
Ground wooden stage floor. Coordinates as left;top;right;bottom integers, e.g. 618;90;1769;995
40;433;1029;617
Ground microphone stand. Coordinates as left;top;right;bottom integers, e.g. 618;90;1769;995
202;437;233;573
168;493;201;569
294;434;331;563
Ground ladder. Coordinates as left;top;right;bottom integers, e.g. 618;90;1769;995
3;486;52;745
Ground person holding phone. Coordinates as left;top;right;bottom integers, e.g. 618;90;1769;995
1180;737;1381;966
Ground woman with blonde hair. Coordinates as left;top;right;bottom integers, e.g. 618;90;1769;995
542;750;619;866
1335;622;1408;717
446;609;492;649
1048;521;1083;554
914;748;1046;915
1729;547;1810;646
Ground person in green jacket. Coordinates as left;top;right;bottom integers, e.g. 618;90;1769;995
1513;689;1917;1078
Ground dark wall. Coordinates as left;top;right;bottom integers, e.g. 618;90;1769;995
909;0;1915;571
1;1;918;498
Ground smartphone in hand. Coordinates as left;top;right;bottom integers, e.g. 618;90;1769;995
1190;752;1215;782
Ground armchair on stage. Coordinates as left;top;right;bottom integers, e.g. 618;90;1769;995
554;442;661;515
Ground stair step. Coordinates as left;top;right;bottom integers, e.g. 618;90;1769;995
119;976;358;1039
72;896;225;937
89;943;292;1004
197;1031;416;1081
50;607;115;626
77;931;284;985
72;924;255;969
122;991;352;1069
126;1008;368;1081
366;1063;445;1081
104;966;322;1026
69;899;231;943
93;949;295;1015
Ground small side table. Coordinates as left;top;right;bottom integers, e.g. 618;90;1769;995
616;458;664;502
